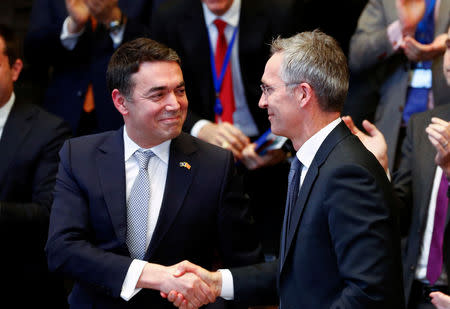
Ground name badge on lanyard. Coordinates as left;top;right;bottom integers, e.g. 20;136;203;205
208;24;239;117
409;68;432;88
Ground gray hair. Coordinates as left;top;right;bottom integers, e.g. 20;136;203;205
271;30;349;112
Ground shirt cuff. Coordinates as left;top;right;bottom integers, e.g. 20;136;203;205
109;25;125;49
218;269;234;300
60;17;84;50
387;20;403;51
120;259;147;301
191;119;212;137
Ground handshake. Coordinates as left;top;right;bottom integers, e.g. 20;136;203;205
139;260;223;309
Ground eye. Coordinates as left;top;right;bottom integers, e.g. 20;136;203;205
150;92;165;101
175;88;186;96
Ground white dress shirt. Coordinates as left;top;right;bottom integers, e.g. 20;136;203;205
0;93;15;140
120;127;171;300
191;0;259;138
219;118;342;299
415;166;448;285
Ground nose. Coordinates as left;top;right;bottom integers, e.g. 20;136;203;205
258;93;267;109
165;91;181;111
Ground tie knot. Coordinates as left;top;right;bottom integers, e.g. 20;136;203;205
290;157;302;173
214;19;227;34
134;150;154;170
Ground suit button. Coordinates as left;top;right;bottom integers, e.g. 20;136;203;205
410;265;415;271
77;90;83;97
399;106;404;112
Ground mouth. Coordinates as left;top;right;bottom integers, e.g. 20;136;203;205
160;115;181;124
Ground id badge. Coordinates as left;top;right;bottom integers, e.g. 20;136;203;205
409;68;432;88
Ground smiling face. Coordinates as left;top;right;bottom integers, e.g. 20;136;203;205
258;53;300;141
444;27;450;86
201;0;234;15
115;61;188;148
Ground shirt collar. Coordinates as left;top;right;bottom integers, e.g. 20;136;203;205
0;92;15;126
202;0;241;28
123;126;171;164
296;117;341;169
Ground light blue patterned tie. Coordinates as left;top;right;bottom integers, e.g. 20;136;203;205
127;149;154;260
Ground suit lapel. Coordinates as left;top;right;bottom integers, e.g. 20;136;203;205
0;101;35;187
280;123;350;272
146;133;196;259
96;128;128;245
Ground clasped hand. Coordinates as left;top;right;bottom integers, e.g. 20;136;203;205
159;261;222;309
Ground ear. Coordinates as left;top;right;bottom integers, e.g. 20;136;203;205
112;89;128;116
295;82;313;108
10;59;23;82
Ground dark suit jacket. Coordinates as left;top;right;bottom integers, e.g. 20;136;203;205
151;0;296;134
46;129;262;308
24;0;152;133
393;104;450;307
0;97;71;307
230;122;405;308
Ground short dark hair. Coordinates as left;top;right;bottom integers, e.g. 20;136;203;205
107;38;181;99
0;24;21;66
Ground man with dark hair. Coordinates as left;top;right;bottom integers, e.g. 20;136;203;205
165;30;405;309
46;37;262;308
0;23;72;308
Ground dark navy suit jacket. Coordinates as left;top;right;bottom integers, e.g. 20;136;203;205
230;123;405;308
46;130;262;308
25;0;152;133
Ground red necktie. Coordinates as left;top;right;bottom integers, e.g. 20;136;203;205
427;173;449;284
214;19;235;124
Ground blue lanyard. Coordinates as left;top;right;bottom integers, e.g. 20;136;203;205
208;24;239;116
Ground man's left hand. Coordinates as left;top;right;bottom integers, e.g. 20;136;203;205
426;117;450;179
240;144;286;170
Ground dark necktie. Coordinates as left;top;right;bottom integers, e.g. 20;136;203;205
280;158;302;261
427;172;449;284
214;19;235;124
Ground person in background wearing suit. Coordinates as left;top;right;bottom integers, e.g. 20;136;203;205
0;24;72;308
348;0;450;172
25;0;155;136
162;30;405;309
46;37;262;309
151;0;296;261
343;25;450;309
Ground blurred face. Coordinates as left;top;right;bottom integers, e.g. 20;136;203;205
258;53;300;141
0;37;21;107
444;27;450;86
202;0;234;16
116;61;188;148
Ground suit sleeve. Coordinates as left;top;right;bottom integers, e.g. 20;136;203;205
348;0;397;74
45;140;132;298
325;164;403;308
230;260;278;306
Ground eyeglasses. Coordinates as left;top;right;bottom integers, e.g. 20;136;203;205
260;83;299;96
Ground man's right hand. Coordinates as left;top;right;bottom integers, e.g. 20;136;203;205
65;0;90;33
162;260;223;309
137;262;216;309
396;0;426;37
198;122;250;160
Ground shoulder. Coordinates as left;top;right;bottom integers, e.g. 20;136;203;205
174;132;232;160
